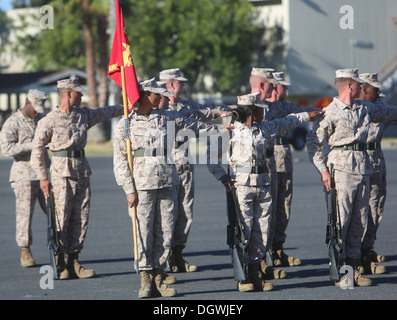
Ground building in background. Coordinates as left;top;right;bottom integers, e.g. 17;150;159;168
1;1;397;132
250;0;397;107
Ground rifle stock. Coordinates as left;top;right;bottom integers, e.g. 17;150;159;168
325;165;342;281
47;192;59;280
226;186;247;282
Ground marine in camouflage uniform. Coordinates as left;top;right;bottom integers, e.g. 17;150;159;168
307;68;397;286
265;72;319;268
31;78;124;279
207;93;316;292
113;78;223;298
159;68;231;273
358;73;392;275
249;68;315;276
0;89;48;267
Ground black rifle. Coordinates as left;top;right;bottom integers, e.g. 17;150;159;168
325;164;342;281
46;191;59;280
226;184;248;281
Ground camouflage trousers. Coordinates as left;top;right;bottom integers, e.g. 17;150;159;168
267;165;278;249
11;180;46;247
273;171;293;245
136;186;177;271
235;184;272;264
333;170;370;260
362;171;386;250
51;176;91;254
173;167;194;248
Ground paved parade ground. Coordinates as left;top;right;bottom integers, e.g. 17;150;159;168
1;149;396;305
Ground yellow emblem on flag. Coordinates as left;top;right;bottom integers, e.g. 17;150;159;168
122;43;133;68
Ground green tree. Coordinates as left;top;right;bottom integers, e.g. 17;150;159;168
16;0;259;96
126;0;260;93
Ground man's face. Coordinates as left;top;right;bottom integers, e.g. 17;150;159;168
260;80;273;101
70;90;82;107
349;81;361;99
26;101;39;119
168;80;184;98
276;84;287;100
158;95;169;109
362;84;380;103
147;92;161;108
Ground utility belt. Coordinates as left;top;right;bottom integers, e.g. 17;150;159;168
332;142;381;151
235;165;268;174
52;149;85;158
133;147;167;157
134;140;189;157
274;137;289;145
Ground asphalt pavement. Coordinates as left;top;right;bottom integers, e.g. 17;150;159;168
1;149;396;305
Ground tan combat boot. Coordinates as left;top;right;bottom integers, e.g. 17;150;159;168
169;246;197;273
67;252;95;279
162;270;176;285
55;253;69;280
346;258;372;287
20;247;35;267
361;249;386;275
138;270;153;299
272;243;301;267
248;263;273;292
152;268;177;297
237;280;254;292
260;259;287;280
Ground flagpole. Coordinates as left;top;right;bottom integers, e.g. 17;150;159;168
120;65;139;274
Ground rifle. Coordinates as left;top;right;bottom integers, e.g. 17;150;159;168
46;191;59;280
226;183;248;282
325;164;342;281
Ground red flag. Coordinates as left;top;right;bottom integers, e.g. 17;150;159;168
108;0;140;111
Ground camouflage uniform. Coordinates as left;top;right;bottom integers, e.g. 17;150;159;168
0;109;47;247
307;97;397;261
113;108;221;271
362;121;388;251
168;99;228;249
261;101;316;249
207;109;310;264
31;104;123;254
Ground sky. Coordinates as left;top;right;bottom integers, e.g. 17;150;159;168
0;0;13;12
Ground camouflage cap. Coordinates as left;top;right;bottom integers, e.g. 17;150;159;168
359;73;383;89
335;68;364;83
57;78;86;94
139;78;174;97
27;89;48;113
237;92;260;106
159;68;188;81
272;72;290;86
251;67;279;84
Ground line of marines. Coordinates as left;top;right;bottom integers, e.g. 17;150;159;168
0;66;393;298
